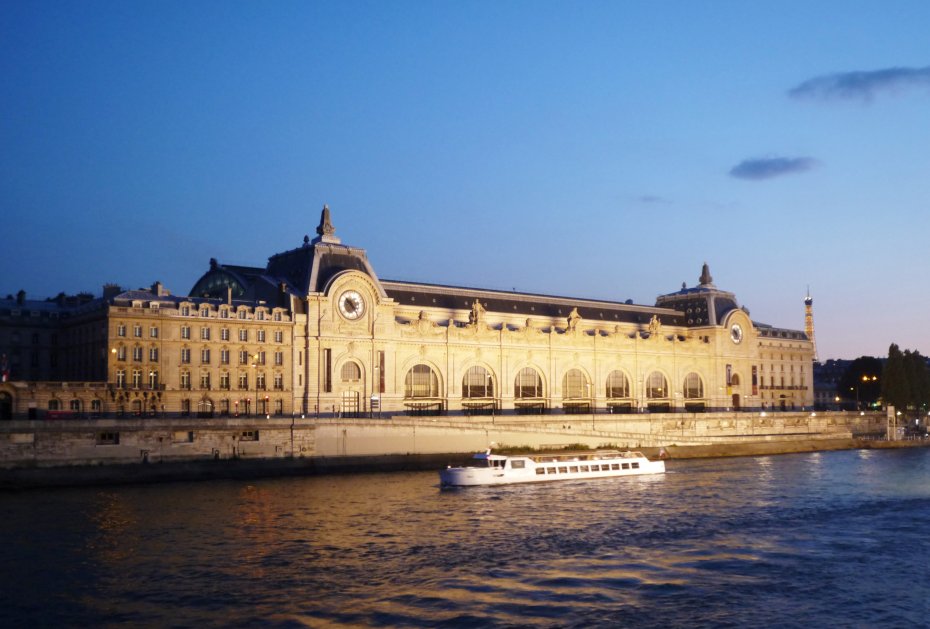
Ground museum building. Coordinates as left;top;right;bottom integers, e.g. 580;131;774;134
0;207;814;420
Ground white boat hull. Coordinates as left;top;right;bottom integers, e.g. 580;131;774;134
439;450;665;487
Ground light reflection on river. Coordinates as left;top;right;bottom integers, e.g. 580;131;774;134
2;448;929;627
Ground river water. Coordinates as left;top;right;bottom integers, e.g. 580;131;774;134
3;448;929;628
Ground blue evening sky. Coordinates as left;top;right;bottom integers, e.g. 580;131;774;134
2;1;929;360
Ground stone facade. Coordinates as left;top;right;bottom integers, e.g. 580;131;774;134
0;206;814;420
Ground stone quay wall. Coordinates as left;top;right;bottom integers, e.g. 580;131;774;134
0;411;887;472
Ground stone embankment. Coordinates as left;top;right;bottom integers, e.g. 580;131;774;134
0;410;920;488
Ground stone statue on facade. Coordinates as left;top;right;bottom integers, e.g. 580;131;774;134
468;299;486;326
648;314;662;337
566;307;581;332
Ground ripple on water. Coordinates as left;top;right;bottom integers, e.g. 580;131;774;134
2;450;929;628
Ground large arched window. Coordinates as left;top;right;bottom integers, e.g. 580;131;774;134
683;372;704;399
606;370;630;398
562;369;589;399
405;364;439;398
514;367;544;399
463;366;493;398
341;362;361;383
646;371;668;399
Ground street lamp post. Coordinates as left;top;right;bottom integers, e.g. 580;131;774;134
854;375;878;410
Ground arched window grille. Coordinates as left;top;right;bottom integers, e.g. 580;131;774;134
606;370;630;398
463;366;493;398
405;364;439;398
514;367;544;399
341;362;361;382
646;371;668;399
683;372;704;399
562;369;588;399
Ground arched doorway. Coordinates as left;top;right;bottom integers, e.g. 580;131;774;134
404;363;443;416
340;362;363;418
514;366;545;414
342;391;360;417
730;373;741;410
462;365;495;416
198;398;214;418
562;368;591;414
645;371;670;412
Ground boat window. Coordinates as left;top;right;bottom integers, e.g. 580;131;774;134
547;467;556;474
622;463;630;470
580;465;589;472
558;467;568;474
536;468;545;475
611;464;620;470
511;460;525;469
632;462;640;469
569;466;579;473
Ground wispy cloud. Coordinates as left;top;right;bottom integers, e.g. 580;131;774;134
729;157;817;181
637;195;670;204
789;65;930;101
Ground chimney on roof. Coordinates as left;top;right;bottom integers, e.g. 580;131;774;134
151;281;168;297
103;283;122;300
226;286;233;306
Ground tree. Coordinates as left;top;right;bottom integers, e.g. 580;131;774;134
838;356;883;408
881;344;908;412
903;350;930;414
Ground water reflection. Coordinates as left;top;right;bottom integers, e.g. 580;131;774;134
2;449;929;628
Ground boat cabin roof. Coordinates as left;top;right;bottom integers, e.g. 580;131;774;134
473;450;645;463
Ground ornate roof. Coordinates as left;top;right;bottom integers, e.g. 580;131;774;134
382;280;683;326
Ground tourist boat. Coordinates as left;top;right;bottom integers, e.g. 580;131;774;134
439;449;665;487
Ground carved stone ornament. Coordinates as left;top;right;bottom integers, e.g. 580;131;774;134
401;311;444;337
522;318;542;338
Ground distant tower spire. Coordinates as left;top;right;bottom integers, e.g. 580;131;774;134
804;287;818;362
698;262;715;287
312;204;340;244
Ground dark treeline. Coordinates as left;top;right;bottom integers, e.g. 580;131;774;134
881;344;930;417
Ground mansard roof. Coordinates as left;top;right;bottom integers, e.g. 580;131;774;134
192;207;385;299
382;279;684;326
655;262;742;326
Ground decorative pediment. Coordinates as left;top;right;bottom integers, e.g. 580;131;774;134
400;311;445;338
521;318;543;338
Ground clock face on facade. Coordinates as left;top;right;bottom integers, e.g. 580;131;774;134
338;290;365;320
730;323;743;344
